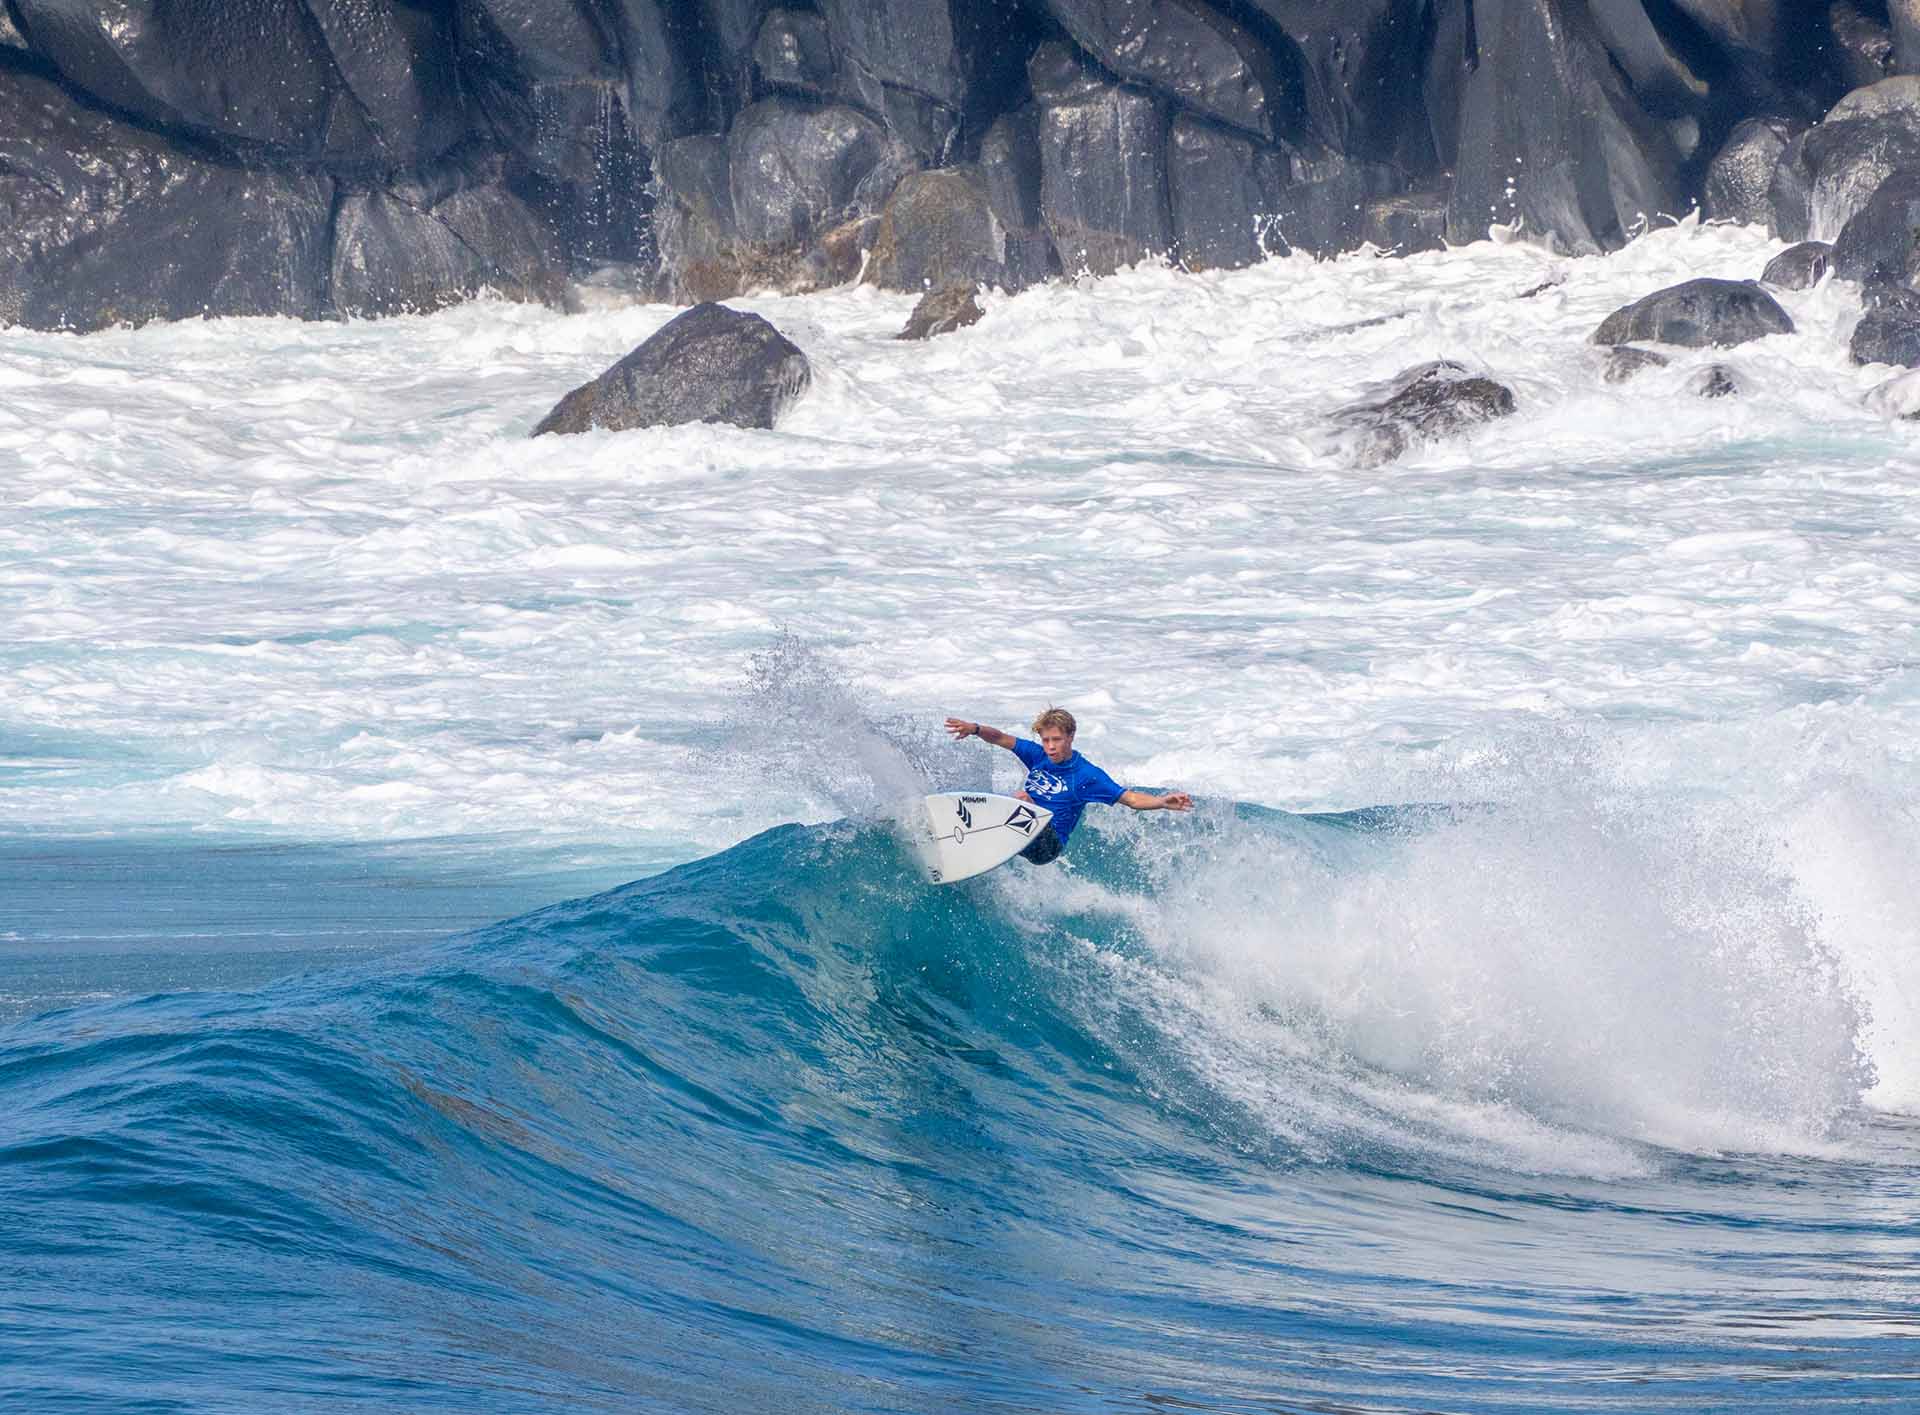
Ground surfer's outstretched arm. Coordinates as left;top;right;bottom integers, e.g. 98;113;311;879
945;718;1018;752
1119;788;1194;812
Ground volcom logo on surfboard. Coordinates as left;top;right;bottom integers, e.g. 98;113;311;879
1006;805;1039;836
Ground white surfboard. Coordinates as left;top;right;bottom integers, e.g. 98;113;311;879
912;792;1053;885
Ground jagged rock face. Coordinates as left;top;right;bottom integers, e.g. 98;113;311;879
1033;51;1174;275
1329;361;1518;468
6;0;1920;330
331;179;564;318
1040;0;1284;141
0;67;334;330
1762;241;1834;289
1447;0;1686;253
1167;116;1290;270
1592;279;1795;347
532;302;811;435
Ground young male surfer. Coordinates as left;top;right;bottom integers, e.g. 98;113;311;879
943;707;1193;864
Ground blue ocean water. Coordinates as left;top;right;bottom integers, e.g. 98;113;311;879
5;813;1916;1413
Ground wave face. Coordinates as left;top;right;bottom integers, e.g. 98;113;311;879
6;806;1916;1412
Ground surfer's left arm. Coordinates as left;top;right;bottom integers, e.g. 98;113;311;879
1118;789;1193;812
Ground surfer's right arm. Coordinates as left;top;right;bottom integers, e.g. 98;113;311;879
945;717;1018;751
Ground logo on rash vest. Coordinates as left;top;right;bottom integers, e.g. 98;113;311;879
1024;769;1068;799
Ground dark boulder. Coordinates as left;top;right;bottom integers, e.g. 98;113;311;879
1761;241;1834;289
754;9;835;95
1592;279;1795;347
1850;280;1920;366
1167;115;1290;270
533;303;811;436
1832;165;1920;285
1705;117;1802;227
1603;345;1670;383
1033;53;1173;275
1328;361;1517;468
865;167;1029;292
1687;364;1742;397
897;286;984;339
1447;0;1685;253
331;177;563;318
1040;0;1285;140
0;68;332;330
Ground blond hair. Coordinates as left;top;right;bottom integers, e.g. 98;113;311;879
1031;706;1077;737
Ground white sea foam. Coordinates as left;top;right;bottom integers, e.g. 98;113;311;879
4;223;1919;1136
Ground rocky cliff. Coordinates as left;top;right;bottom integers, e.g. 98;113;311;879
0;1;1905;330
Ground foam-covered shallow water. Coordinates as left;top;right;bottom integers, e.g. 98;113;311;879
5;224;1920;1409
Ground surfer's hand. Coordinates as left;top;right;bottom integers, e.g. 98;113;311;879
944;717;975;740
1162;792;1194;811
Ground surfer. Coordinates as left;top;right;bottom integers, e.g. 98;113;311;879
943;707;1193;864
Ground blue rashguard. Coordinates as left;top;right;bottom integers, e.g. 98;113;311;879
1011;738;1126;844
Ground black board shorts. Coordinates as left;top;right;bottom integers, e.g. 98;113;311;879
1019;825;1064;865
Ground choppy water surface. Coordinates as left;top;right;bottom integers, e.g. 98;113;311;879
4;225;1918;1410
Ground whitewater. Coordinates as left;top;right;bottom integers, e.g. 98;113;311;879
4;221;1919;1411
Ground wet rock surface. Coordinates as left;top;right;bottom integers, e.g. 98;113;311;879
897;287;985;340
1603;345;1671;383
1329;361;1518;468
1761;241;1834;290
10;2;1920;327
1592;279;1795;348
532;303;812;435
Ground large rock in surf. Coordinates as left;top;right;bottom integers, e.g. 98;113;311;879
1761;241;1834;290
0;67;333;330
1832;167;1920;286
532;303;812;436
897;287;985;340
1328;361;1517;468
1591;279;1794;348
